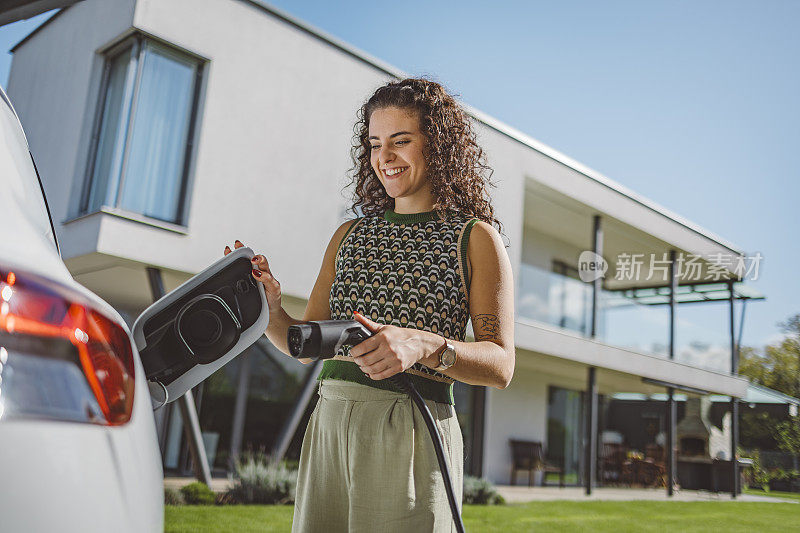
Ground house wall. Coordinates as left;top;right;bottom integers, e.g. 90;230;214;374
7;0;136;227
483;365;548;485
521;226;584;271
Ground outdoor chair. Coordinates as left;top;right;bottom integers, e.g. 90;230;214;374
645;444;664;463
600;442;627;485
509;439;565;487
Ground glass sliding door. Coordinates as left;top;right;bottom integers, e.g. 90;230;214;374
546;385;584;485
161;338;314;476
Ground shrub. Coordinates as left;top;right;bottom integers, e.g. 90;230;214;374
462;475;505;505
226;451;298;505
180;481;216;505
214;491;236;505
742;449;771;489
164;487;184;505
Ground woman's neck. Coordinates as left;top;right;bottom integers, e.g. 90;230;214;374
393;194;436;214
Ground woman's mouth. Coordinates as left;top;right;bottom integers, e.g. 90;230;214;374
383;166;408;179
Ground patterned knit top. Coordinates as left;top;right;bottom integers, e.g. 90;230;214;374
317;208;479;404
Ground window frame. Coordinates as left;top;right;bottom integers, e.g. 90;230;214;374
80;33;205;227
552;258;592;335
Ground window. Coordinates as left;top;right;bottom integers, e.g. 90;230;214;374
552;259;592;335
82;35;203;225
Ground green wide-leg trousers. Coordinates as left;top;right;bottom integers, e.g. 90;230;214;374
291;379;464;533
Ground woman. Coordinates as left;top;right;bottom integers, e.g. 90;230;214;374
225;78;514;532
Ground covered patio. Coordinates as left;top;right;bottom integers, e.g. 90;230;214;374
515;178;765;498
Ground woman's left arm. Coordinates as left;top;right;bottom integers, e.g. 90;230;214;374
421;221;515;389
351;221;515;389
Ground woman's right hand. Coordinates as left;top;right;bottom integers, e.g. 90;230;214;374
224;239;282;315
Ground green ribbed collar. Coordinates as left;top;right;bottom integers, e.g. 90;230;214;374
383;208;459;224
383;209;438;224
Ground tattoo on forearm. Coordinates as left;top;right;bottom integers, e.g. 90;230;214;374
474;314;500;342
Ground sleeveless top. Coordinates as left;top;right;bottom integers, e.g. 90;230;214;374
317;208;479;404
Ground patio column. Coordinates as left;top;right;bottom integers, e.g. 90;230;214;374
470;386;488;477
585;366;598;495
228;351;252;471
584;214;602;496
590;214;602;338
146;267;212;486
666;249;677;496
272;360;324;461
729;279;739;498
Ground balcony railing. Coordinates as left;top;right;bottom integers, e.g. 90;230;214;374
517;262;732;373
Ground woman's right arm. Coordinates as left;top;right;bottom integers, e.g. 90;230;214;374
224;219;358;363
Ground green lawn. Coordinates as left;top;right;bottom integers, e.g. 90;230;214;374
744;488;800;502
165;501;800;532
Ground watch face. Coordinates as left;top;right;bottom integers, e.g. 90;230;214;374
441;346;456;367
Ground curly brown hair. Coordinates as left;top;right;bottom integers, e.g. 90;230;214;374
345;77;505;239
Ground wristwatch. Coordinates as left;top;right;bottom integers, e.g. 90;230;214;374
433;338;457;372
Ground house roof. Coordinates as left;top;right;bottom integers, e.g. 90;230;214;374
617;383;800;406
0;0;76;27
11;0;747;257
732;383;800;406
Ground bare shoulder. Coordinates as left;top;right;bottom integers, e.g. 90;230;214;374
467;220;505;258
322;218;362;264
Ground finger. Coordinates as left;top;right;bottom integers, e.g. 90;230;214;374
353;348;384;367
234;240;244;249
253;268;280;294
349;333;382;358
353;311;382;333
369;363;402;380
362;356;393;376
250;255;273;275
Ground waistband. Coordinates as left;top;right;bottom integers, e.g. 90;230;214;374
317;359;454;405
317;378;411;402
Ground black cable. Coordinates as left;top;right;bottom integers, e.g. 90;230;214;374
287;321;466;531
389;373;466;533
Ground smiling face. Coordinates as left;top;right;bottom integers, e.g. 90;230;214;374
368;106;433;211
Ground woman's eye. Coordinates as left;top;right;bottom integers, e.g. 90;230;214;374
369;140;407;150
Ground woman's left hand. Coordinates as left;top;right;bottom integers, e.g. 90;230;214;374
350;311;429;380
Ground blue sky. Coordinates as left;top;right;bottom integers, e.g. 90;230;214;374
1;1;797;352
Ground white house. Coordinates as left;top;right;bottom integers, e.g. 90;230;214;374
7;0;763;492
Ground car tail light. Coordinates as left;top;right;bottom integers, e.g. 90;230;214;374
0;267;135;425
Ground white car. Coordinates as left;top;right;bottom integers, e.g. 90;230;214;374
0;83;164;532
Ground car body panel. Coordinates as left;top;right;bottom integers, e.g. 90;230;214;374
0;83;164;532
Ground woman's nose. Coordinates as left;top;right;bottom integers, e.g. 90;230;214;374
378;144;394;163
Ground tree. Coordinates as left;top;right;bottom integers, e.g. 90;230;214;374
739;313;800;399
774;415;800;457
740;411;779;450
